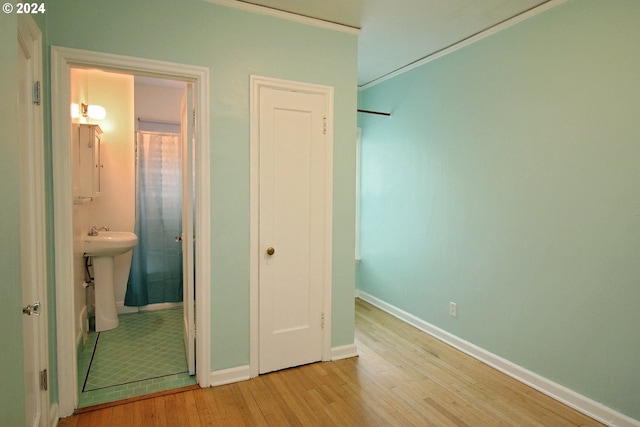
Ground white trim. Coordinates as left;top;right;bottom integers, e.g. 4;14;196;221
210;365;251;387
359;0;568;90
331;344;359;361
206;0;360;35
357;291;640;427
51;46;211;417
51;47;77;417
354;128;362;260
49;403;59;427
209;347;357;388
116;301;183;314
249;75;334;378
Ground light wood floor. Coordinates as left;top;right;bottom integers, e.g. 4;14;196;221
58;299;604;427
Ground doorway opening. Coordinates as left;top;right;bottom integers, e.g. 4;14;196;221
69;70;195;407
51;47;211;418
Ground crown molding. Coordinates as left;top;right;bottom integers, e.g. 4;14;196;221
206;0;361;35
359;0;567;90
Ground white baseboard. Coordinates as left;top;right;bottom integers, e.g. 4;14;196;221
357;291;640;427
116;301;183;314
139;301;183;312
116;301;139;315
75;325;84;358
210;365;251;387
331;344;359;361
209;345;359;388
79;306;88;346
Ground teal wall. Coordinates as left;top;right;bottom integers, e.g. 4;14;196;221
0;11;27;427
358;0;640;420
44;0;357;371
2;1;356;421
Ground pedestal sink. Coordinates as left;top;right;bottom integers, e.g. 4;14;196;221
84;231;138;332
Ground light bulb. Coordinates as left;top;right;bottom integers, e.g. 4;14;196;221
87;105;106;120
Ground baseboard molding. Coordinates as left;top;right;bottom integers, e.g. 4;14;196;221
139;301;183;312
116;301;139;315
331;344;359;361
209;345;358;387
357;291;639;427
116;301;183;315
210;365;251;387
75;326;84;363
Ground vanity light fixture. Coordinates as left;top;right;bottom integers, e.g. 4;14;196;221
81;103;107;120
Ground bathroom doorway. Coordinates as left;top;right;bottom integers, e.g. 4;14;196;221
51;47;211;417
68;71;196;407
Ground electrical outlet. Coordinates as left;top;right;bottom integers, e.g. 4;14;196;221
449;302;457;317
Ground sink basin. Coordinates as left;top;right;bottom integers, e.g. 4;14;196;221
83;231;138;257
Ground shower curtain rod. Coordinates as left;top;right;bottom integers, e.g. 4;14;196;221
137;117;181;126
357;109;391;117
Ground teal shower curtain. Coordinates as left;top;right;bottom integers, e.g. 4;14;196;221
125;131;183;307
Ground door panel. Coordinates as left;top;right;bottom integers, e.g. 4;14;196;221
259;87;327;374
181;85;195;375
18;15;48;427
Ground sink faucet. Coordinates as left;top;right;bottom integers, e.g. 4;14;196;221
88;225;110;236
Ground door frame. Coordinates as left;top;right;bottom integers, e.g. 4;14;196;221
249;75;334;377
51;46;211;417
18;14;50;426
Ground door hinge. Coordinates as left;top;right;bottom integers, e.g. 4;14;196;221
321;312;325;329
192;109;196;127
323;117;327;135
40;369;48;391
32;81;41;105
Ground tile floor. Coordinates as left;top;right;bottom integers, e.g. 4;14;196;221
77;308;196;408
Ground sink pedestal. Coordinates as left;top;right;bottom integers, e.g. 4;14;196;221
83;230;138;332
93;256;120;332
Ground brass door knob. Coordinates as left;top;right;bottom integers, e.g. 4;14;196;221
266;247;275;256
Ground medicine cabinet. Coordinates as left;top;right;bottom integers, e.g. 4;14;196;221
75;123;103;202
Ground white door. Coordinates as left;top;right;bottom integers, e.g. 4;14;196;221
258;85;329;374
181;85;196;375
18;15;49;427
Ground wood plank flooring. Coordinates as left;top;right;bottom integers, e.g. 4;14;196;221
58;299;604;426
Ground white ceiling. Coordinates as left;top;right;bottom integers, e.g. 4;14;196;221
232;0;550;86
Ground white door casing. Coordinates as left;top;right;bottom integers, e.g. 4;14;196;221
250;76;334;376
181;85;196;376
51;46;211;417
18;14;50;427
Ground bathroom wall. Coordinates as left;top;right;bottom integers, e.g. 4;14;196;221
70;68;90;347
134;79;185;126
90;71;135;313
70;69;134;343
